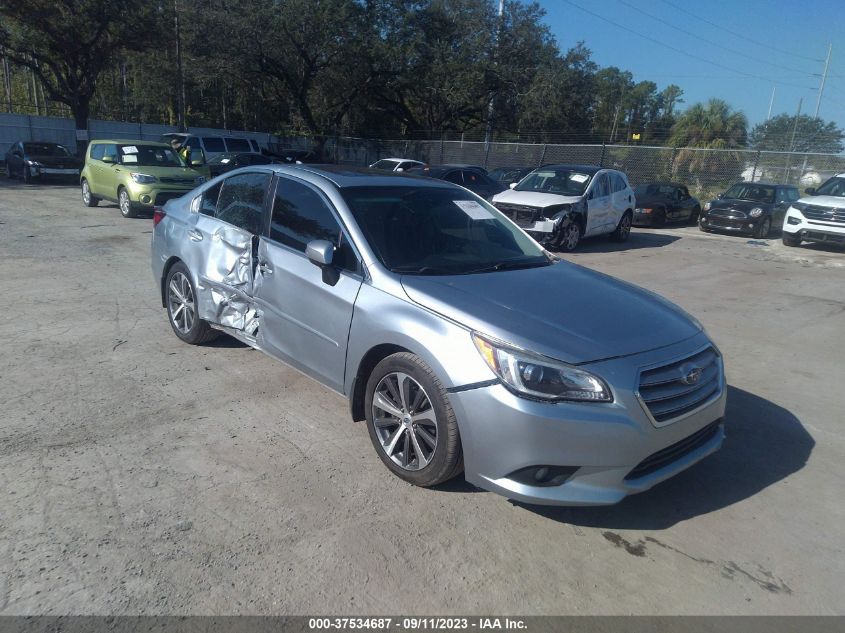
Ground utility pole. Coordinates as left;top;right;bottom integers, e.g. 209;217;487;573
784;97;802;184
483;0;505;148
813;43;832;118
766;86;775;121
174;0;186;131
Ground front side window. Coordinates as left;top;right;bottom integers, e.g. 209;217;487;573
593;174;609;198
341;186;549;276
89;144;105;160
269;178;356;270
444;171;463;185
216;172;271;233
515;168;594;196
815;177;845;197
102;144;118;162
199;181;222;216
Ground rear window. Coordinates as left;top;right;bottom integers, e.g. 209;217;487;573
226;138;251;152
202;137;226;152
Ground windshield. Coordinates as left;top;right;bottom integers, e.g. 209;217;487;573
815;176;845;197
119;145;184;167
341;186;549;275
24;143;71;157
208;153;236;165
371;160;399;170
515;168;593;195
635;184;675;197
723;184;775;203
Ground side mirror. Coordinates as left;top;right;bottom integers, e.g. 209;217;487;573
509;182;517;189
102;155;114;164
805;187;816;196
716;193;723;199
306;240;334;267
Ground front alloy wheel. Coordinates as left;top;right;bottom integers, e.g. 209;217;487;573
119;188;137;218
557;221;582;252
365;353;462;487
165;263;218;345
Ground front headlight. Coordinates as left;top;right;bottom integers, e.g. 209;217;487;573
130;172;156;184
749;207;763;218
195;176;206;185
791;202;808;214
472;333;612;402
26;160;44;167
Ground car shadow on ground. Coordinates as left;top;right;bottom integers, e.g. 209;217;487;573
794;241;845;255
557;231;681;255
514;386;813;529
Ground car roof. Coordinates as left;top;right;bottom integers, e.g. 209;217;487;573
537;164;603;174
637;181;686;188
91;139;171;147
376;157;421;162
732;181;789;188
274;164;453;189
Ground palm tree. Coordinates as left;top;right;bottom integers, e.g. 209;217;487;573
669;99;748;193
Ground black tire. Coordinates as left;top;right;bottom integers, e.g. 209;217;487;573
555;218;582;252
118;186;138;218
5;164;14;179
654;208;667;227
22;166;32;184
365;352;463;487
81;179;99;207
754;217;771;239
782;231;802;247
164;262;219;345
689;207;700;225
611;211;633;242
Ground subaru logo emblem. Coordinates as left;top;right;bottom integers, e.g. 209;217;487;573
680;364;703;385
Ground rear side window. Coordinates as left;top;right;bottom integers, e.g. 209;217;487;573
250;139;260;152
216;172;271;234
270;178;357;271
444;171;463;185
89;144;105;160
202;137;225;152
611;173;627;192
199;182;222;216
226;138;251;152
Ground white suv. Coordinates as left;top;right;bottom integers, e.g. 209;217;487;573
491;165;635;251
782;173;845;248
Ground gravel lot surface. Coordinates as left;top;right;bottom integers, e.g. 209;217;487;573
0;179;843;615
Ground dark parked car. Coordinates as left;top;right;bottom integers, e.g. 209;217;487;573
699;182;800;238
207;152;275;177
488;166;534;187
267;148;326;164
406;164;505;199
4;141;82;183
632;182;701;226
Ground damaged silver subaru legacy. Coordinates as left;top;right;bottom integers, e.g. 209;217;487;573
151;165;726;506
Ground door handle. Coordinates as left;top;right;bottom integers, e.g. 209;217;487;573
114;168;121;172
188;229;203;242
258;262;273;275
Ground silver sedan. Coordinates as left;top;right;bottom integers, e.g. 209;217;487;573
151;165;726;506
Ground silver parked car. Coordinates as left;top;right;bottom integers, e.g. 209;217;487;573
151;165;726;506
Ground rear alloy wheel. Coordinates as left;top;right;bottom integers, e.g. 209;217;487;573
118;187;138;218
611;211;632;242
782;231;802;247
165;263;219;345
556;220;582;252
754;217;771;239
365;353;462;487
81;179;99;207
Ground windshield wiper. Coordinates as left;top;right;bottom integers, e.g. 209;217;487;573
462;258;551;275
391;265;454;275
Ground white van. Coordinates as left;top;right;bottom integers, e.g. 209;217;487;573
159;133;262;161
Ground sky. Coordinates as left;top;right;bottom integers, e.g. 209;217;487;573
538;0;845;130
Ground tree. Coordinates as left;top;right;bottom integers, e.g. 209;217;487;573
0;0;161;150
749;114;844;154
668;99;748;192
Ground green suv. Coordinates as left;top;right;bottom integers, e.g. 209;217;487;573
80;140;211;218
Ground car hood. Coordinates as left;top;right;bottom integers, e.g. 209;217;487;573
491;188;582;208
27;154;81;167
799;195;845;208
125;165;205;179
400;261;701;365
709;198;772;211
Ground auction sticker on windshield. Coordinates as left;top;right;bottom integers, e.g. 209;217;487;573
122;146;138;154
454;200;494;220
570;173;589;183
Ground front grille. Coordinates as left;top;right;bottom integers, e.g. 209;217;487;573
625;421;722;480
709;208;747;219
638;347;722;424
495;203;540;227
707;217;745;229
154;192;185;205
159;177;196;185
801;204;845;224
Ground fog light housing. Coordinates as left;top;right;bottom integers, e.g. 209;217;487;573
787;216;801;225
141;195;151;204
507;465;579;487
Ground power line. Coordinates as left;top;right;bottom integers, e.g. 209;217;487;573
657;0;824;64
616;0;815;76
562;0;817;92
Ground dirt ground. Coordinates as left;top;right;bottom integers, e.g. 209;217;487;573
0;178;843;615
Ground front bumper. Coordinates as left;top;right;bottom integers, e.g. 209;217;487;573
699;213;762;235
126;181;201;207
448;334;726;506
632;210;660;226
29;165;80;178
783;208;845;245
